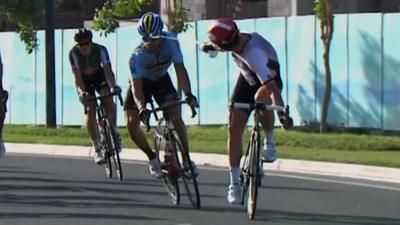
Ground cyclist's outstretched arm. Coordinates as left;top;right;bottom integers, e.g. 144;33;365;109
71;69;86;95
174;63;198;107
174;63;191;95
100;46;117;89
103;63;117;88
131;78;146;111
69;52;86;95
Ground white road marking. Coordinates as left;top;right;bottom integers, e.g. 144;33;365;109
200;165;400;192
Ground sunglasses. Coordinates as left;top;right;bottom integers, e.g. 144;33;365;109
78;42;91;47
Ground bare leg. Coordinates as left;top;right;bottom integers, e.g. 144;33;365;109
86;101;100;148
227;108;249;169
125;109;156;160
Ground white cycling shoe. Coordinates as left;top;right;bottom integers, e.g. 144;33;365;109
227;184;241;204
149;158;163;178
94;150;106;165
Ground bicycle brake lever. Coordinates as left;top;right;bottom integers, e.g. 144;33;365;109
190;105;197;118
118;93;124;106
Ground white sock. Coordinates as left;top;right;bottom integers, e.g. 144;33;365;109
230;167;240;185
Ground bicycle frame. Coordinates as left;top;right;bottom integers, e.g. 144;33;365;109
148;99;201;209
233;102;287;220
86;92;123;180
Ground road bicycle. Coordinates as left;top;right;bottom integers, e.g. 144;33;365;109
87;92;123;180
145;99;201;209
232;102;289;220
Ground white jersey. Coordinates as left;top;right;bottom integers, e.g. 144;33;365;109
232;32;278;86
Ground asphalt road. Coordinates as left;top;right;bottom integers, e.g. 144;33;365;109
1;154;400;225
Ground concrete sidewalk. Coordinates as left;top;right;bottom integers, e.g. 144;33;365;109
4;142;400;184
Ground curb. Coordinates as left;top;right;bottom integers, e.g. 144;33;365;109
4;142;400;184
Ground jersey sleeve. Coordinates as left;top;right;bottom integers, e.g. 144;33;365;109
69;49;80;70
167;34;183;64
99;46;111;66
246;48;274;84
129;53;146;80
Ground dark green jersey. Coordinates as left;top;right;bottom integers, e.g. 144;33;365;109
69;43;111;75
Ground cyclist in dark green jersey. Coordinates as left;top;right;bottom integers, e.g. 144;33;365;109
69;29;122;164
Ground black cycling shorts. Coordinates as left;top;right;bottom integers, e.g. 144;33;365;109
82;69;109;96
124;74;179;111
230;60;282;106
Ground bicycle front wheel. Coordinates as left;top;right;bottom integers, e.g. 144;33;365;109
154;136;180;205
99;122;113;179
174;133;201;209
247;132;261;220
104;119;123;181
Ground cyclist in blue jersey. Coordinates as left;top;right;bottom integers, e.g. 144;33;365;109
124;12;198;178
69;29;122;165
0;50;8;157
202;18;293;204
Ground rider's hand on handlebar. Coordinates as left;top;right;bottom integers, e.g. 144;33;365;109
279;115;293;129
185;93;199;108
79;91;90;105
111;85;121;95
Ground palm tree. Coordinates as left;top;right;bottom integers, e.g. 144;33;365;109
314;0;334;133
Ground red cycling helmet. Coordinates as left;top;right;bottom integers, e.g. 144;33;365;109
207;18;239;46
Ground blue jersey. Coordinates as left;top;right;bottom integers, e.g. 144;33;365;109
129;32;183;81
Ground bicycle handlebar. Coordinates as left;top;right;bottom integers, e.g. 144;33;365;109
145;100;197;131
84;92;124;114
88;92;123;105
232;102;286;112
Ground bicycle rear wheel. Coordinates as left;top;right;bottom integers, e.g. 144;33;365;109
174;134;201;209
247;132;261;220
104;119;123;181
154;136;180;205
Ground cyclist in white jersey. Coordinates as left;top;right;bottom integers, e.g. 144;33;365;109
0;50;8;157
202;18;293;204
124;12;199;178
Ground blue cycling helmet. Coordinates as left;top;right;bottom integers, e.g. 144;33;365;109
138;12;164;39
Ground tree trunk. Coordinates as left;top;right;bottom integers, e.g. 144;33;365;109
320;0;334;133
320;41;332;132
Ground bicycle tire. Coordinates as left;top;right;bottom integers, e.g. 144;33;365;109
104;119;123;181
247;132;260;220
174;133;201;209
240;141;251;206
98;121;112;178
154;136;180;205
104;154;112;179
